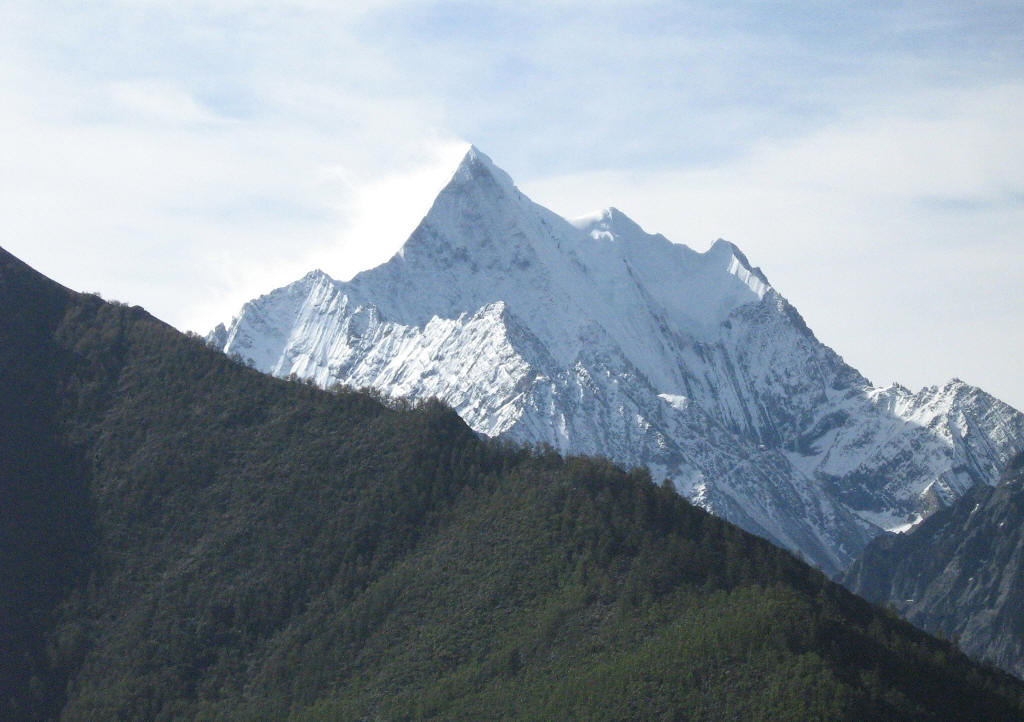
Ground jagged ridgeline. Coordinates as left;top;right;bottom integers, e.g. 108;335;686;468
209;147;1024;577
2;246;1023;720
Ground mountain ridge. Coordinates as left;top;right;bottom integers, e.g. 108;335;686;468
843;453;1024;679
209;147;1024;576
4;243;1024;719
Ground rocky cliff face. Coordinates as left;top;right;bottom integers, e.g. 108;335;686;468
209;146;1024;576
844;455;1024;678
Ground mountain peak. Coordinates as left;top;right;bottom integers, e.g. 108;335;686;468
449;145;517;194
708;239;772;293
302;268;333;283
391;145;530;270
570;207;648;242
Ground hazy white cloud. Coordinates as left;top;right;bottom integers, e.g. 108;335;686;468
107;80;230;126
0;54;465;332
316;140;471;278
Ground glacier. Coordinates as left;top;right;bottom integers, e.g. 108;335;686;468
208;146;1024;577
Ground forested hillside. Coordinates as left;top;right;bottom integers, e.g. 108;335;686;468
3;245;1023;720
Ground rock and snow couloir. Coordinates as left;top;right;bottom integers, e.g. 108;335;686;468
208;146;1024;577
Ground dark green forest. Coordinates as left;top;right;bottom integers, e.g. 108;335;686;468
3;245;1024;720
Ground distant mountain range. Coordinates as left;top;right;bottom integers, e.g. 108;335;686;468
209;146;1024;577
3;245;1024;719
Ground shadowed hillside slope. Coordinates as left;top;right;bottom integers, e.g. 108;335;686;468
845;454;1024;680
2;246;1023;720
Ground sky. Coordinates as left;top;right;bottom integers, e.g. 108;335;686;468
2;1;1023;410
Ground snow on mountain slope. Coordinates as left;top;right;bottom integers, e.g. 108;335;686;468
209;146;1024;576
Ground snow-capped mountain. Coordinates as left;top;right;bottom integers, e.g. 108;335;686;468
209;146;1024;576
